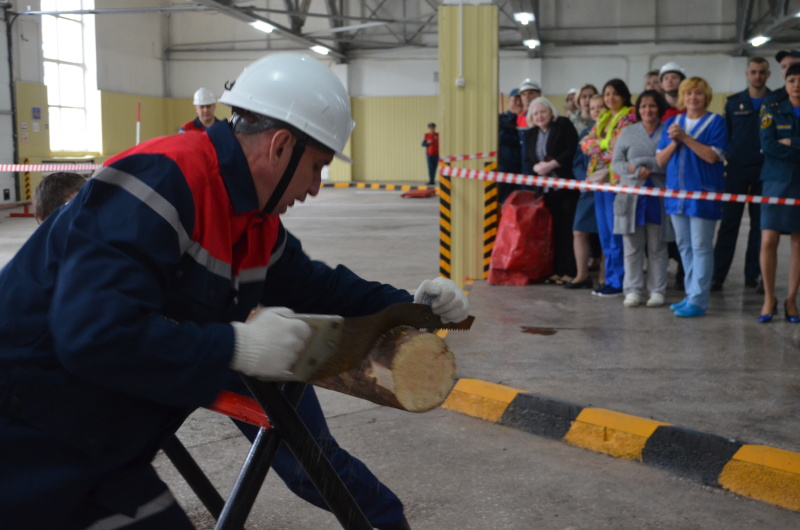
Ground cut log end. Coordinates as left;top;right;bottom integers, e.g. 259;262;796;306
310;326;456;413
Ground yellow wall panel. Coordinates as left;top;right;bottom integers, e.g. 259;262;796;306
15;82;50;162
101;91;175;156
351;96;437;183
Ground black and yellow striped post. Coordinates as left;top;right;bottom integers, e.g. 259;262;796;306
439;161;452;279
482;161;498;279
10;158;35;218
23;157;30;200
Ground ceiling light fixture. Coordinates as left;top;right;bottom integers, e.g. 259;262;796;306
749;35;770;47
249;21;274;33
513;12;535;25
310;45;330;55
523;39;540;49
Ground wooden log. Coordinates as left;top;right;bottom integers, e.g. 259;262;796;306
309;325;456;413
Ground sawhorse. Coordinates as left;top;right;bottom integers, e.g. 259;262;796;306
164;378;373;530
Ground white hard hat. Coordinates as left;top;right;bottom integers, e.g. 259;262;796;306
193;87;216;106
219;53;355;163
519;78;542;93
658;62;686;80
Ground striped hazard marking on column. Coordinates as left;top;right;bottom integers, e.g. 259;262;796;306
482;161;498;279
438;162;452;279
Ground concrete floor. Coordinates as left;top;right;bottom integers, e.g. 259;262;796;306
1;187;798;528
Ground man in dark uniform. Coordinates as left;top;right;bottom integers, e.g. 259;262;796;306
764;50;800;105
497;88;523;205
0;53;468;530
711;57;771;291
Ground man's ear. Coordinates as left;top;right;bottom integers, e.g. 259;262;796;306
268;129;296;164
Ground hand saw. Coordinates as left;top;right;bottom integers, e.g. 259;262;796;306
266;303;474;382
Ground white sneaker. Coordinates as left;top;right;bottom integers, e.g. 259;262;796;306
646;292;665;307
623;293;641;307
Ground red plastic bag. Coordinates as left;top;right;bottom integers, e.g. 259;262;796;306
488;190;553;285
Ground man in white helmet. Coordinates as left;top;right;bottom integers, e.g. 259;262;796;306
179;87;219;132
0;53;467;529
659;62;687;122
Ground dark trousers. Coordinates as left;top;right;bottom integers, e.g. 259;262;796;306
713;165;762;283
426;154;438;184
544;189;579;277
233;386;404;528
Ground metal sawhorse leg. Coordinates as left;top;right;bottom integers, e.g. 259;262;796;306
166;379;373;530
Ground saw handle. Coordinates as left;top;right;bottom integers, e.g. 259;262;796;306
256;314;344;382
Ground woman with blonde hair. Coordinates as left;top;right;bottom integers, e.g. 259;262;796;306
569;84;599;135
656;77;729;317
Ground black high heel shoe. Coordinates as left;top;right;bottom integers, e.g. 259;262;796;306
785;301;800;323
759;301;778;323
564;278;593;289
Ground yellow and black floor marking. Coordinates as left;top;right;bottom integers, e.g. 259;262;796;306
443;378;800;512
321;181;435;191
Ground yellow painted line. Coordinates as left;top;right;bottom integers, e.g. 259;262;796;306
564;408;669;461
719;445;800;511
730;444;800;474
442;378;525;423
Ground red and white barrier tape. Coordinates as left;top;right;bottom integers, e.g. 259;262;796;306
0;164;103;172
439;152;497;163
439;164;800;206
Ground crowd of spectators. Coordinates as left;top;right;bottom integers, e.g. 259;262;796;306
496;49;800;320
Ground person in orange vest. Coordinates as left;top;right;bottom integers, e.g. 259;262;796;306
421;122;439;185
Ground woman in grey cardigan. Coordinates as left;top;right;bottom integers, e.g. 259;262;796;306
612;90;672;307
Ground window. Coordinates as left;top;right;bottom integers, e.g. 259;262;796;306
41;0;98;152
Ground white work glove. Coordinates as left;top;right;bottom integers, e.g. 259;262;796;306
230;307;311;379
414;277;469;324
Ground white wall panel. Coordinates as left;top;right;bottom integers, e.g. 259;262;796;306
349;58;437;97
94;0;165;97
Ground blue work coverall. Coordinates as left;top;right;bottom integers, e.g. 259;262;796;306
0;121;409;529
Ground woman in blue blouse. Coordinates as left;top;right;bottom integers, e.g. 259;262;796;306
656;77;729;317
757;62;800;323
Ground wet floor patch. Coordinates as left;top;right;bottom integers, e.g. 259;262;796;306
521;326;557;336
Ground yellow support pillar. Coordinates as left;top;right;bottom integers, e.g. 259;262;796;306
438;2;498;286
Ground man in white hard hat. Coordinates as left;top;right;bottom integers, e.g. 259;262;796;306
659;62;687;121
179;87;219;132
0;53;467;529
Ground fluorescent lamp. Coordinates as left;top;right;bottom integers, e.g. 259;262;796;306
250;21;274;34
749;35;770;47
514;12;535;25
310;45;330;56
523;39;540;49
